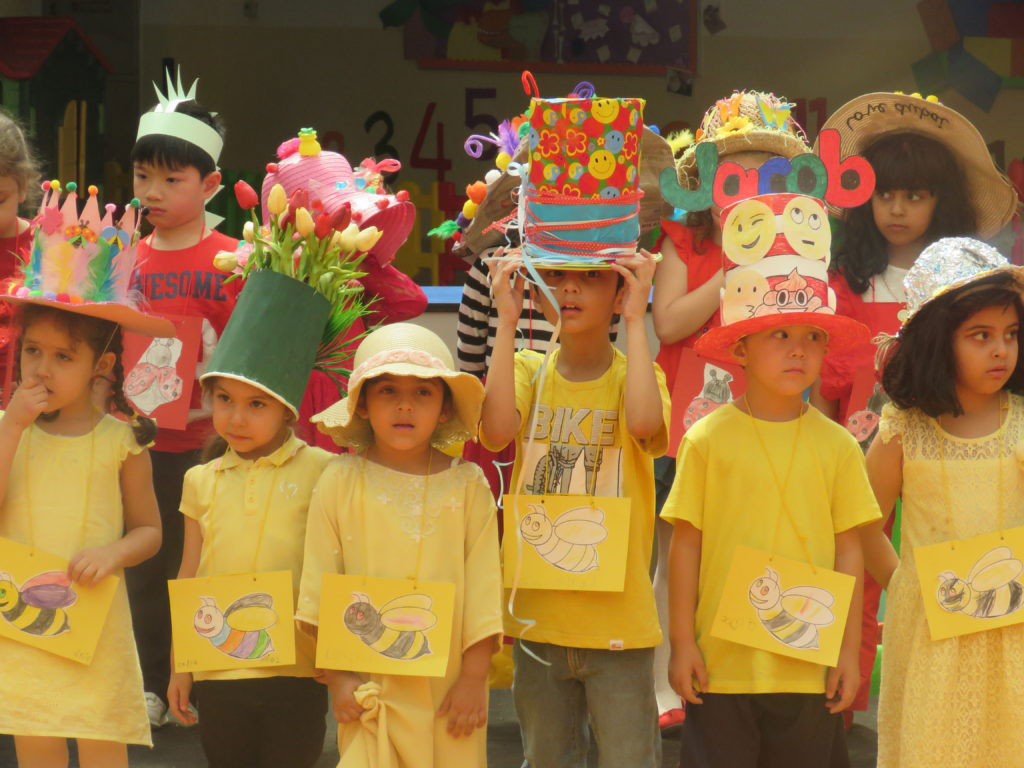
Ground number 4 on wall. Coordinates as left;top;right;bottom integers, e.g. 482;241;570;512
410;102;452;183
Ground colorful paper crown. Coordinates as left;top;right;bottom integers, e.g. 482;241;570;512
694;193;869;363
136;68;223;164
2;181;173;337
816;91;1017;237
671;91;810;187
260;129;415;267
900;237;1024;324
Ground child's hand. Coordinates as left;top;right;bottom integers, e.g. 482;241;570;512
68;543;123;586
437;671;488;738
611;249;657;323
825;646;860;713
167;672;196;725
327;670;365;724
5;377;48;429
669;640;708;705
486;251;525;327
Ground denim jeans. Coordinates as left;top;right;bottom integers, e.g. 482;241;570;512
514;640;661;768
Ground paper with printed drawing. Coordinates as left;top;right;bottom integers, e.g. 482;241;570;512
122;313;201;430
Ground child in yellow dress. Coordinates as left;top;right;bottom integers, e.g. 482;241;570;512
297;322;503;768
862;238;1024;768
0;184;171;766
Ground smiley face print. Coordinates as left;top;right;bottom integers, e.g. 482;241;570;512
588;150;618;180
722;199;776;265
781;197;831;263
722;269;771;324
591;99;621;124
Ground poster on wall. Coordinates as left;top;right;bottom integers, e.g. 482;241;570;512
385;0;699;73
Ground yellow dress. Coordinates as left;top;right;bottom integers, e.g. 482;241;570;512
0;415;151;745
877;396;1024;768
297;454;503;768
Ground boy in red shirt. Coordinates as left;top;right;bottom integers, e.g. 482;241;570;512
127;70;240;726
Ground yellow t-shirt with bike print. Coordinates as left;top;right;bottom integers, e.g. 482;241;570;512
488;348;671;650
661;404;881;693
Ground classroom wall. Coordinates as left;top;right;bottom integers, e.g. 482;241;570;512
132;0;1024;283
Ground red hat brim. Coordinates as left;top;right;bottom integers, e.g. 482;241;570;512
694;312;870;366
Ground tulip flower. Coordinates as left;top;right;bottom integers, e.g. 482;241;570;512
355;226;383;253
242;221;255;242
314;211;332;239
329;202;352;232
212;250;238;273
234;180;259;210
267;184;287;216
295;207;315;238
338;222;360;252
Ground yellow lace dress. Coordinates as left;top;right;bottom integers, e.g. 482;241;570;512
876;395;1024;768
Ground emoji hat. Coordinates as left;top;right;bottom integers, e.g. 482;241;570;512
312;323;484;450
261;129;415;268
2;181;174;337
817;92;1017;237
435;78;674;260
200;146;377;417
672;91;810;187
694;192;870;364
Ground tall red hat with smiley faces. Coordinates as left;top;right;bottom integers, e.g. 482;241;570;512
694;191;871;364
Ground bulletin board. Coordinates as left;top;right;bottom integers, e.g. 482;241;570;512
386;0;699;74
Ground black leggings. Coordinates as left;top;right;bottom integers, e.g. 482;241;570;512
193;676;328;768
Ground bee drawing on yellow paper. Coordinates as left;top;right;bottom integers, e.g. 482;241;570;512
345;593;436;660
748;568;834;650
194;593;277;660
0;570;77;637
937;546;1024;619
520;504;608;574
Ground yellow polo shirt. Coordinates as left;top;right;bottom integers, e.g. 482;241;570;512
180;432;333;681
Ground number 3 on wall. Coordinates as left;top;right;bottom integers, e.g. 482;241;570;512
410;102;451;182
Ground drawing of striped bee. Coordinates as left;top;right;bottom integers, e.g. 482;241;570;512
937;546;1024;619
748;568;834;650
520;504;608;574
194;593;277;660
0;570;76;637
344;593;436;660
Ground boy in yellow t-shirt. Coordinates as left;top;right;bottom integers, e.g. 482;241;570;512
481;248;670;768
661;193;881;768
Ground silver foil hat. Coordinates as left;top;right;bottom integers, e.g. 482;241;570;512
902;237;1024;323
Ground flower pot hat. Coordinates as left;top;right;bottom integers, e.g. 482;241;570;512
200;144;382;417
261;129;415;268
693;192;871;364
432;77;674;260
136;68;226;229
816;92;1017;237
672;91;811;188
312;322;484;450
2;181;174;337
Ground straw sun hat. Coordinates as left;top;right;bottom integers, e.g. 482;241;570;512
312;323;484;449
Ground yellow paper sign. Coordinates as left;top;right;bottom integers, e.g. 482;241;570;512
710;546;855;667
0;536;118;664
168;571;296;673
502;494;630;592
914;526;1024;641
316;574;455;678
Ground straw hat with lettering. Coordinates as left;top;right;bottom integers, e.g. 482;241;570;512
312;323;484;449
816;92;1017;237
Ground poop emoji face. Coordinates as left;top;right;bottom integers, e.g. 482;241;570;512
781;196;830;262
723;199;776;265
752;269;830;317
588;150;617;180
591;99;621;124
722;269;771;324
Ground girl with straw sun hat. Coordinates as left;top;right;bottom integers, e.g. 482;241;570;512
298;322;502;768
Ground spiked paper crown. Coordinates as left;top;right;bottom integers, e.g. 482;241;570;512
136;68;223;164
2;181;174;337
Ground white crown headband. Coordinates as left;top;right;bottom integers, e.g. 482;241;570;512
136;68;224;164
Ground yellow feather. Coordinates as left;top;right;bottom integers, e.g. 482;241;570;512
666;130;694;157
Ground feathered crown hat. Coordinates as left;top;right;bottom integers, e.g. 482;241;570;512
2;180;173;337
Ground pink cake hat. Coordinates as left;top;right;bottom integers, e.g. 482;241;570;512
260;129;414;267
